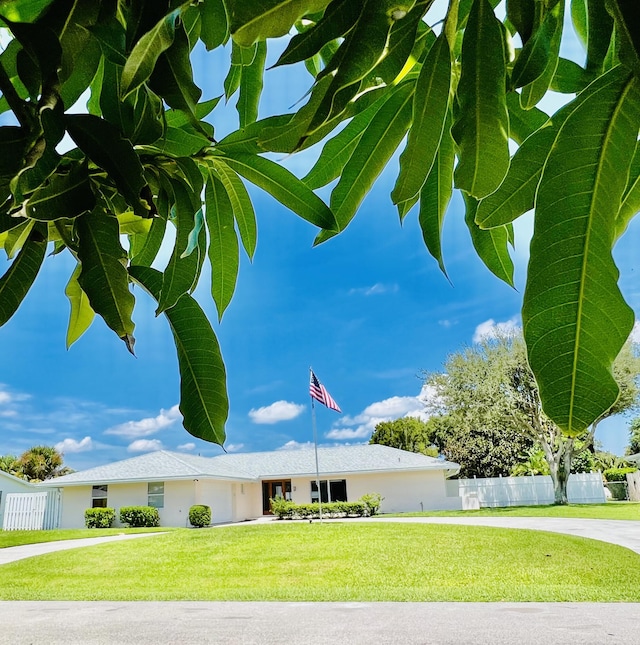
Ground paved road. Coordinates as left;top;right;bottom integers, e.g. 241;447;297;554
0;601;639;645
1;518;639;644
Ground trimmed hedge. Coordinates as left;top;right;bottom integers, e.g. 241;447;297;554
119;506;160;528
270;493;383;520
189;504;211;527
603;467;637;482
84;507;115;529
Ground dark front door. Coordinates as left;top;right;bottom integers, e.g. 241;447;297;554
262;480;292;514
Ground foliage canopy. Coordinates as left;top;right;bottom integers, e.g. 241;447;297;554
0;0;639;446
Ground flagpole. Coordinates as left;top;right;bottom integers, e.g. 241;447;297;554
311;397;323;523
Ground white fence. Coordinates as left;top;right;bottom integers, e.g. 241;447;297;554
446;473;606;508
2;491;62;531
627;471;640;502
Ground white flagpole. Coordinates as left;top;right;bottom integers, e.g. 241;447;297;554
311;396;323;523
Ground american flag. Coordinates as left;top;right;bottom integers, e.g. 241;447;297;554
309;370;342;413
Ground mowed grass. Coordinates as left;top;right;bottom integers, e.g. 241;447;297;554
1;522;640;602
0;527;169;549
393;502;640;520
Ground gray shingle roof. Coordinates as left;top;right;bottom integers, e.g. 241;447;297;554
45;444;459;486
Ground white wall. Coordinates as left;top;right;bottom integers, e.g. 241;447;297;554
232;482;261;521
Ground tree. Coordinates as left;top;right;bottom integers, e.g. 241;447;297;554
369;417;438;456
16;445;70;482
626;417;640;455
0;454;21;477
424;332;640;503
0;1;638;449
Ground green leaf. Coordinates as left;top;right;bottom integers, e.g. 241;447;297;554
0;226;47;326
507;0;536;44
321;82;414;241
220;152;337;231
0;126;28;178
216;115;292;155
65;263;95;349
121;8;180;99
207;160;255;259
4;219;34;259
22;163;96;221
200;0;229;50
76;209;136;353
505;91;548;143
522;67;640;436
148;126;211;157
0;0;53;22
617;142;640;238
130;216;168;268
205;171;239;320
418;113;455;276
156;179;203;315
129;265;228;446
606;0;640;80
229;0;331;47
237;41;266;128
65;114;150;218
452;0;510;199
464;193;514;286
391;34;451;204
550;58;589;93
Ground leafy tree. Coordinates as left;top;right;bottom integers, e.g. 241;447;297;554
424;332;640;503
626;417;640;455
0;454;21;477
16;445;70;482
0;1;639;450
369;417;438;456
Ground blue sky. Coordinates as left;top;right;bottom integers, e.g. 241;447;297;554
1;10;639;470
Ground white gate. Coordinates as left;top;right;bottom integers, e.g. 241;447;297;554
2;491;61;531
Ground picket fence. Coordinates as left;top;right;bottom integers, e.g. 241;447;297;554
445;472;606;509
2;491;62;530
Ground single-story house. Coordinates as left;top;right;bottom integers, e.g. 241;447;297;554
44;444;461;528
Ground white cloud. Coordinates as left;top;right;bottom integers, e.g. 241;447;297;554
55;436;93;454
349;283;399;296
473;317;520;344
249;400;305;424
631;321;640;344
177;442;196;451
225;443;245;453
325;426;371;440
0;391;12;405
277;440;315;451
128;439;164;453
105;405;181;438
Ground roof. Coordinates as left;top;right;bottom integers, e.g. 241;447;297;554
43;444;459;487
0;469;38;487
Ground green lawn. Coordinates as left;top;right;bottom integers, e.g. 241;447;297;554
392;502;640;520
0;527;168;549
1;522;639;602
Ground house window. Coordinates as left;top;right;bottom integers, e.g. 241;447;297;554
92;485;108;508
148;482;164;508
310;479;347;503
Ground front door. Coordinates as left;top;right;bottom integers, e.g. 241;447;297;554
262;480;292;514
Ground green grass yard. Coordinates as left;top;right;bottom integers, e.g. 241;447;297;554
0;527;168;549
1;522;639;602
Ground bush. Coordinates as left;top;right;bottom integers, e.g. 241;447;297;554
189;504;211;527
84;507;115;529
269;494;382;520
603;467;637;482
119;506;160;528
360;492;383;516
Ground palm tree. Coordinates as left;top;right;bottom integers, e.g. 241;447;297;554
17;446;69;482
0;454;23;478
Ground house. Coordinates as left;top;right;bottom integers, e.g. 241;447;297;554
0;470;60;530
44;445;462;528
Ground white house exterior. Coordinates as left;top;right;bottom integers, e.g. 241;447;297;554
0;471;60;530
45;445;462;528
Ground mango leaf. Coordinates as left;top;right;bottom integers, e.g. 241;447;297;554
65;114;150;218
76;209;136;353
523;67;640;436
0;226;47;326
237;41;266;128
0;0;53;23
452;0;510;199
121;8;180;99
418;112;455;276
208;159;257;259
584;0;614;75
148;126;211;157
205;171;239;320
507;0;536;44
22;163;95;221
220;152;337;231
616;142;640;239
550;58;589;93
200;0;229;50
156;179;203;315
130;216;167;268
392;34;451;204
4;219;34;259
129;265;228;445
65;262;95;348
606;0;640;80
505;91;548;143
216;115;292;155
229;0;331;48
318;82;414;243
464;193;514;286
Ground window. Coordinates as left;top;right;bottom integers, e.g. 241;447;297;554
92;485;108;508
148;482;164;508
310;479;347;503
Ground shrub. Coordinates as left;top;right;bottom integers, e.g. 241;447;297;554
84;507;115;529
360;492;383;516
603;467;637;482
189;504;211;527
119;506;160;528
269;494;382;520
